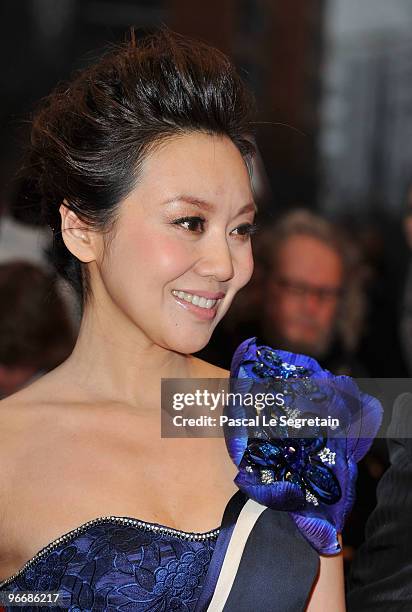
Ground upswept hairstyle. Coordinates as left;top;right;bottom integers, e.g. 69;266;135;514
26;28;256;311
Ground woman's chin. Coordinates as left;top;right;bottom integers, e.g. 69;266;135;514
165;332;213;356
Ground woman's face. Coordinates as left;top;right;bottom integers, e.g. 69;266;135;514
95;132;256;354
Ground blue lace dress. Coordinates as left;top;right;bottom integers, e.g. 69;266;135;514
0;518;219;611
0;337;382;612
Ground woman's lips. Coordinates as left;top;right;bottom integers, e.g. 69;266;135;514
172;292;222;320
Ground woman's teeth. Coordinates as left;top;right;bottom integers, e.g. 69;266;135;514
171;290;219;309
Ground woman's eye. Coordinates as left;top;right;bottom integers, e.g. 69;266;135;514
172;216;205;232
231;222;260;239
171;217;260;238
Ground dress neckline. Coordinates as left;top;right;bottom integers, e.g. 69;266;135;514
0;514;221;589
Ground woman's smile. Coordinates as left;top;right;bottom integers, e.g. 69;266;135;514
171;289;224;321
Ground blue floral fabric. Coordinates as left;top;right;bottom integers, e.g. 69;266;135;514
1;522;217;611
226;336;383;555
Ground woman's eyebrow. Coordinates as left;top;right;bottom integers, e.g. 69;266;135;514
162;195;257;215
237;201;257;215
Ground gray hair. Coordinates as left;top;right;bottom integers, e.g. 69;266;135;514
257;209;346;273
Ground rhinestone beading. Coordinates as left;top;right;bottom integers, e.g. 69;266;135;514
260;468;275;484
0;515;220;588
305;491;320;506
318;447;336;465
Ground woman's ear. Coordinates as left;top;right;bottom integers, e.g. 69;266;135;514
59;201;97;263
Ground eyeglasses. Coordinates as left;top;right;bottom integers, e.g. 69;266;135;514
273;277;343;303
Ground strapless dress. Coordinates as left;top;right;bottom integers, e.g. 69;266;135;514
0;337;383;611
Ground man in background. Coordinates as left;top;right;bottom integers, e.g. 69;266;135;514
260;210;354;372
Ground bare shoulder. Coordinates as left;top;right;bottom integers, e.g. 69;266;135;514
0;369;73;459
0;376;56;426
0;394;35;445
0;394;45;537
0;377;75;535
0;393;52;463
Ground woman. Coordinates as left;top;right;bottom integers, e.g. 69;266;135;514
0;29;381;611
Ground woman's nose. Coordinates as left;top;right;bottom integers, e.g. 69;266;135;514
195;237;235;282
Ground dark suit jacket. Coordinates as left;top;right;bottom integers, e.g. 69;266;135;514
347;392;412;611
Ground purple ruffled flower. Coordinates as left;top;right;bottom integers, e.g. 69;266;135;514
226;337;383;555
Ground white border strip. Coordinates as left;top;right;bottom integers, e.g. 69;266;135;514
206;498;267;611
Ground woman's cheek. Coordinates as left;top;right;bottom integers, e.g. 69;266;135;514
236;248;254;289
150;236;195;278
123;225;189;277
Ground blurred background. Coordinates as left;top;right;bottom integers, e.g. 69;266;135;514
2;0;412;576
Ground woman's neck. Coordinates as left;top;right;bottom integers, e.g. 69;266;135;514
58;304;199;410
